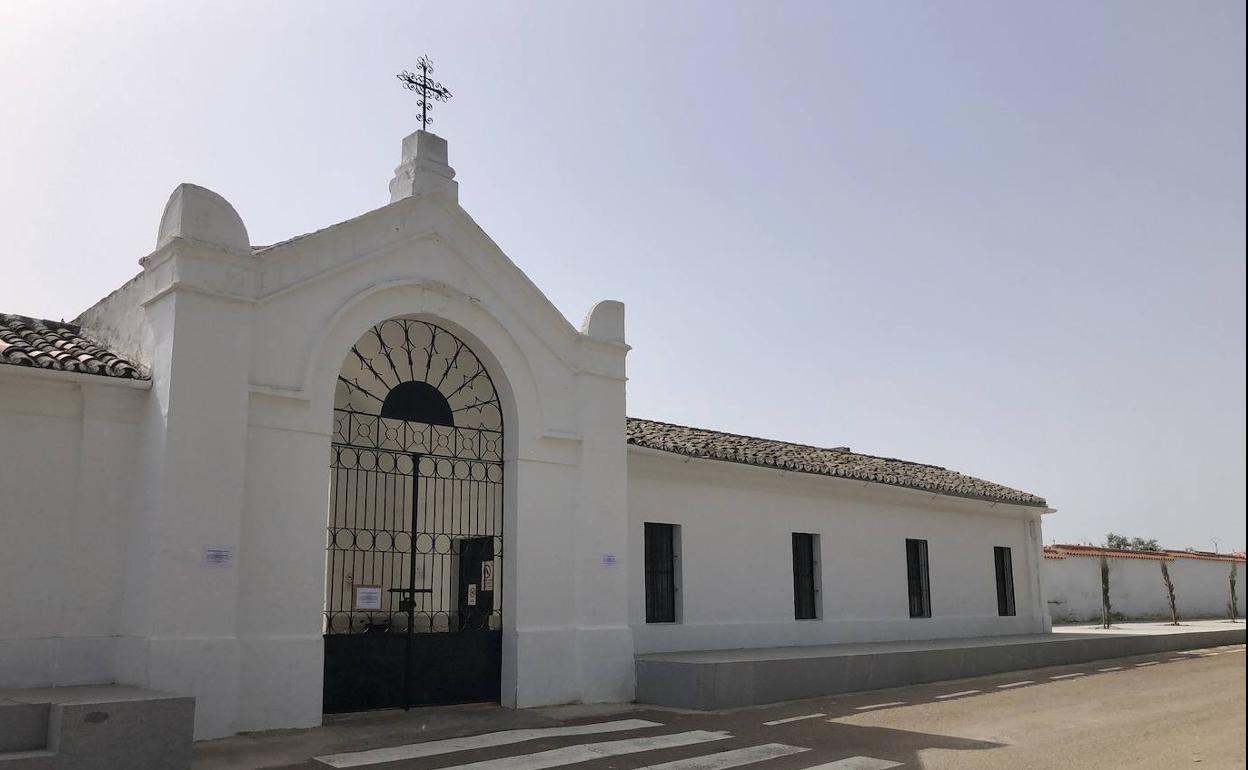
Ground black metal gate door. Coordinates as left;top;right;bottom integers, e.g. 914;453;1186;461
323;319;504;714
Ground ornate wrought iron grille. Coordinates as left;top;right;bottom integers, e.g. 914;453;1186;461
397;55;452;131
323;319;503;712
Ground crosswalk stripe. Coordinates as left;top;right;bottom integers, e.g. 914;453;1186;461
801;757;903;769
429;730;733;770
1097;666;1123;672
935;690;979;700
763;713;826;725
1049;672;1084;679
632;743;809;769
997;680;1033;688
314;718;664;767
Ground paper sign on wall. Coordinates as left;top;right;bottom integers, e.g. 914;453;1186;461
353;585;383;611
467;584;478;607
202;546;234;568
481;561;495;591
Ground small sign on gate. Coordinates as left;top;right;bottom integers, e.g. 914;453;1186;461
353;584;383;611
481;561;495;592
466;584;478;607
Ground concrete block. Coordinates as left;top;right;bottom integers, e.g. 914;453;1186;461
0;703;49;752
49;696;194;770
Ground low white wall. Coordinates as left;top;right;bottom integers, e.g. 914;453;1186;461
0;369;144;689
627;448;1049;655
1044;553;1245;623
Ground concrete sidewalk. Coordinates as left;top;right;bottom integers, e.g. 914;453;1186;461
193;643;1244;770
634;619;1245;709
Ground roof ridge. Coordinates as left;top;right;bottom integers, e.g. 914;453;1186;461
626;416;948;470
626;415;853;457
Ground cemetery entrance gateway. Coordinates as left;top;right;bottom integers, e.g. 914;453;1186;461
323;319;504;713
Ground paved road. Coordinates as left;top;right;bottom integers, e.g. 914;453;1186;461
197;644;1245;770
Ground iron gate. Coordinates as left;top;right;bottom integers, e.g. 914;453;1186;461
323;319;504;714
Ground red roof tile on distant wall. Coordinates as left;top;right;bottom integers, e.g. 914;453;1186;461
1044;544;1246;563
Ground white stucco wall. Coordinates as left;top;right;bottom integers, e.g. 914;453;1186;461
27;132;636;740
0;368;145;690
1;128;1059;742
1043;554;1245;624
627;448;1049;654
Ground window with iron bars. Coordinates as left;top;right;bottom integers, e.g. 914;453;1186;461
906;538;931;618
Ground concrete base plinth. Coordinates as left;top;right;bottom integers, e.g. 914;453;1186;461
635;620;1246;710
0;684;194;770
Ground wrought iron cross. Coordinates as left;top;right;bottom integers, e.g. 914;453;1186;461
397;56;452;131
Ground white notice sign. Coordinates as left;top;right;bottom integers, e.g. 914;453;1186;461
202;546;234;568
481;561;495;592
354;585;383;611
467;584;477;607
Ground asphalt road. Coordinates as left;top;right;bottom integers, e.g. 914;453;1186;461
196;643;1245;770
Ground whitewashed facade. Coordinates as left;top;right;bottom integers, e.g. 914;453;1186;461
1043;545;1245;623
0;130;1051;739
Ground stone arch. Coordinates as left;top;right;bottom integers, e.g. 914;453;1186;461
307;282;540;710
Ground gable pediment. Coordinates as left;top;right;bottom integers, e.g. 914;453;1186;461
253;193;581;348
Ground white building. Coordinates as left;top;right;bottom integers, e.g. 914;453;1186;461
0;129;1052;739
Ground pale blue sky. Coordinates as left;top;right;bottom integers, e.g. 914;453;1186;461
1;1;1243;550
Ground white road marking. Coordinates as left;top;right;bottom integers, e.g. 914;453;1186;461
632;743;809;769
997;680;1033;688
1135;661;1160;667
1097;666;1123;672
427;730;733;770
313;719;664;767
763;713;826;725
852;701;906;711
801;757;904;769
935;690;980;699
1049;672;1085;679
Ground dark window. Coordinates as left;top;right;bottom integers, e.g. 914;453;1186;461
906;538;931;618
792;533;819;619
994;546;1016;616
644;523;677;623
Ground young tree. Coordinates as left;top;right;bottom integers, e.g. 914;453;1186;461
1160;561;1179;625
1100;554;1112;629
1106;533;1161;552
1230;562;1240;622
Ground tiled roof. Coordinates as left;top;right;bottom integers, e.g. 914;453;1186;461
0;314;146;381
1043;544;1246;563
626;417;1048;507
1044;545;1172;562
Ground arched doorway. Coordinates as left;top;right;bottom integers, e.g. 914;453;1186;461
322;318;504;713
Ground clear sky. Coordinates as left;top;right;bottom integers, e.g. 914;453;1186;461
1;1;1243;551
